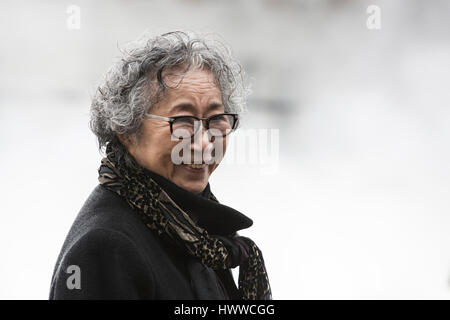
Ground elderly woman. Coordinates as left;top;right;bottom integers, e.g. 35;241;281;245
49;31;271;300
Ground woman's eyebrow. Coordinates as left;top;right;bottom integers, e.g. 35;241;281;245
207;103;224;111
170;103;196;114
170;102;224;114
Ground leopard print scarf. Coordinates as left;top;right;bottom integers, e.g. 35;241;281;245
98;144;272;300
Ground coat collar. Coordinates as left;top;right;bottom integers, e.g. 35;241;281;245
143;168;253;236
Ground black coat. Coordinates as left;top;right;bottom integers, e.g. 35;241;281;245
49;172;253;300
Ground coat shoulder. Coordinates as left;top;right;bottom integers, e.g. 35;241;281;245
49;185;159;299
60;185;156;252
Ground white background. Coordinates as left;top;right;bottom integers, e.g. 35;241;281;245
1;0;449;299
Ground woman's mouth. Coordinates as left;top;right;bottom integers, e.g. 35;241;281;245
182;163;207;173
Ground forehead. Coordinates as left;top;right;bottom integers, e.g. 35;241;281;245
162;67;221;99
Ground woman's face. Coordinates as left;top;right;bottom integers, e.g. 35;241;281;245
119;68;228;193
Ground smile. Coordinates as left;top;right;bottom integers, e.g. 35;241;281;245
182;163;207;171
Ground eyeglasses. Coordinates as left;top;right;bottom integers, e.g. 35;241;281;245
144;113;239;139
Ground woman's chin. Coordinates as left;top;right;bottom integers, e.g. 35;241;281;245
170;164;211;193
181;181;207;194
172;177;208;194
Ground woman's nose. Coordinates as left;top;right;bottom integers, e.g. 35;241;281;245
191;122;211;148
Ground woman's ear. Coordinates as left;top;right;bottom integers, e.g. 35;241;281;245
117;134;135;156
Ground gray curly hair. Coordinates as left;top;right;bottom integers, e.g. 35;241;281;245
89;31;249;168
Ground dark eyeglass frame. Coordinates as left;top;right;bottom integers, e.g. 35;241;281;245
144;112;239;139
